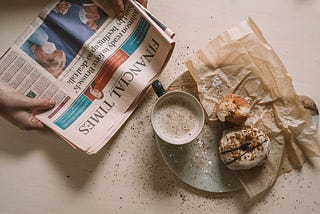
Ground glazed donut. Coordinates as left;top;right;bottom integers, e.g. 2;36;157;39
216;94;250;125
219;127;270;170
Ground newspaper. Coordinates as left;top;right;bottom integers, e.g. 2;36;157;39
0;0;175;154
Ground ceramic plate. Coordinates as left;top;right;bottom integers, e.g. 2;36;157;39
155;120;242;192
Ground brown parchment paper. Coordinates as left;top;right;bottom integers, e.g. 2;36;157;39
185;17;320;198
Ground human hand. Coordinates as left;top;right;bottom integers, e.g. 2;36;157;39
0;84;55;130
111;0;148;17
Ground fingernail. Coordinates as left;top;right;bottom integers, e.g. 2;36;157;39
118;10;124;18
31;118;37;124
50;99;55;107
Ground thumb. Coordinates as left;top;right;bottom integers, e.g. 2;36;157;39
111;0;125;17
28;98;56;112
138;0;148;8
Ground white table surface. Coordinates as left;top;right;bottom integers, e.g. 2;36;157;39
1;0;320;213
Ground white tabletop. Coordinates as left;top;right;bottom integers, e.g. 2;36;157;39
1;0;320;213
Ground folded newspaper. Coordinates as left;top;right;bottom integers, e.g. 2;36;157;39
0;0;175;154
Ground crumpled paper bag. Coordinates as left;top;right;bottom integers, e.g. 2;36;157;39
185;17;320;198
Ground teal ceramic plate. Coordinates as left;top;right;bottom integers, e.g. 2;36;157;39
155;120;242;192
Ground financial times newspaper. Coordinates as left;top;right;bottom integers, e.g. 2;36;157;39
0;0;175;154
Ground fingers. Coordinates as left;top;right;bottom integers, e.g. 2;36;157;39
13;95;55;112
111;0;125;17
0;88;55;111
137;0;148;8
7;100;53;130
0;84;53;130
111;0;148;18
27;98;56;113
26;113;46;130
4;110;46;130
21;112;46;130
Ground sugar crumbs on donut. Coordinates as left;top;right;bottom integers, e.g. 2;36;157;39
219;127;270;170
216;94;250;125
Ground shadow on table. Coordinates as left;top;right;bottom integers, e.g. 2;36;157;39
0;117;115;190
148;152;275;212
146;128;276;213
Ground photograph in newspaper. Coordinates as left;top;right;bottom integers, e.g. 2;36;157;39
20;0;109;79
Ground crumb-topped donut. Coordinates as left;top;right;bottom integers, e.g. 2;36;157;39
219;127;270;170
216;94;250;125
